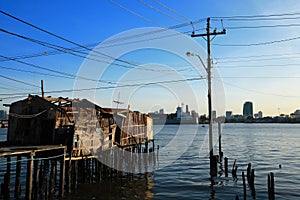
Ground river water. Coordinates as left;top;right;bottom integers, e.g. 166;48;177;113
1;124;300;199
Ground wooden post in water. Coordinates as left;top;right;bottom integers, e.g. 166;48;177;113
49;160;56;198
74;160;78;189
15;155;21;199
68;156;72;193
268;172;275;200
247;163;251;184
4;156;11;199
145;141;148;153
43;160;49;199
250;169;255;190
250;168;256;198
271;172;275;200
33;159;39;200
242;171;246;199
59;148;66;199
6;156;11;199
25;152;34;200
224;157;228;177
218;122;223;158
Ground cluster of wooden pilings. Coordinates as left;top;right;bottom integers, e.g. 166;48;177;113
0;145;66;199
213;123;276;200
0;144;156;199
221;158;276;200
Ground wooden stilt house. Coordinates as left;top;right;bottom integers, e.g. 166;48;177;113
7;95;153;156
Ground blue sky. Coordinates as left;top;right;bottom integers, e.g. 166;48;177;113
1;0;300;117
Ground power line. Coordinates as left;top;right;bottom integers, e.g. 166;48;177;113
225;23;300;30
108;0;162;26
0;54;119;85
216;76;300;79
1;26;202;76
152;0;192;22
0;74;40;88
216;63;300;68
0;65;74;79
215;56;300;64
213;35;300;47
1;26;210;78
214;52;300;60
0;9;155;69
137;0;186;24
0;77;205;97
212;11;300;19
221;80;300;98
0;27;204;64
220;16;300;21
0;9;206;64
1;27;188;76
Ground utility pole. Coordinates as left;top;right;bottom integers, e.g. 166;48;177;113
191;18;226;177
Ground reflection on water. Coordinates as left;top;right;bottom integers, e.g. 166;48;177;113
67;174;155;200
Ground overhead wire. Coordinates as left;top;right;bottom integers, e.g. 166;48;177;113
151;0;192;22
0;54;119;85
0;9;163;70
214;52;300;60
137;0;187;24
215;56;300;64
0;27;192;76
225;23;300;30
108;0;162;26
212;11;300;19
216;63;300;68
0;65;74;79
218;16;300;21
0;74;40;88
219;80;300;98
0;77;205;97
212;35;300;47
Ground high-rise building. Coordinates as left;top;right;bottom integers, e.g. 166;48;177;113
0;110;7;120
226;111;232;119
159;108;164;114
243;101;253;118
258;111;263;118
186;105;190;116
176;106;182;119
212;110;217;120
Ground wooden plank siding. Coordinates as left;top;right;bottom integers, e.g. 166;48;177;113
6;95;153;156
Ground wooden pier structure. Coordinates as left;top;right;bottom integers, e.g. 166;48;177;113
0;95;155;199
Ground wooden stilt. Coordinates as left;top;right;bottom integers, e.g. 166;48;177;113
4;156;11;199
43;160;49;199
74;160;78;189
33;159;39;200
25;153;34;200
49;160;56;198
68;157;72;193
3;173;9;199
59;148;66;199
15;155;22;199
